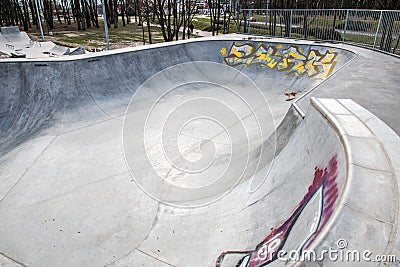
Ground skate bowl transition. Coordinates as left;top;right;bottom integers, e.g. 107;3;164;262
0;37;399;267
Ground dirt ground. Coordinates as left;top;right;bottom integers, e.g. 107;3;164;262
25;18;166;50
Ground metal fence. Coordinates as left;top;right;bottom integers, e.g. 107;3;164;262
237;9;400;55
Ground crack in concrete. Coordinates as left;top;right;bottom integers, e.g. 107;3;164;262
0;251;28;267
0;135;57;204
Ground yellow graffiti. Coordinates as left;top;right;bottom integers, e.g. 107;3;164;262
220;42;338;79
252;45;282;69
220;47;227;57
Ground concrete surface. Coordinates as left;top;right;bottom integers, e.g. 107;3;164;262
0;37;399;267
307;98;399;267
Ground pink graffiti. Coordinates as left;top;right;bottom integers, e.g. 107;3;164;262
215;155;339;267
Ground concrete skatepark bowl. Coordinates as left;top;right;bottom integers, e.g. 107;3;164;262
0;37;399;267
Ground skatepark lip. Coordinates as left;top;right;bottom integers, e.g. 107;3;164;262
0;35;359;62
0;37;399;267
291;50;359;118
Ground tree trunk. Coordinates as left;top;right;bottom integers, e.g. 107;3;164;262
121;0;126;26
208;0;214;35
216;0;221;35
113;0;118;28
144;0;152;43
29;0;37;26
74;0;82;30
55;0;62;24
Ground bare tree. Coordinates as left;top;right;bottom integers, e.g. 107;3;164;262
143;0;153;43
1;0;400;41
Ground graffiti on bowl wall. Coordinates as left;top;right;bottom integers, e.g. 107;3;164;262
215;155;340;267
220;43;338;80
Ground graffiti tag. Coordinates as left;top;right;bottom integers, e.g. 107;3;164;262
220;43;338;80
215;155;340;267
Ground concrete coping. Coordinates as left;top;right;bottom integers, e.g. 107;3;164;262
0;35;357;63
309;97;399;264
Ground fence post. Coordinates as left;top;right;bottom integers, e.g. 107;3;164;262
373;10;383;49
248;10;252;34
34;0;45;41
343;9;350;42
236;14;239;33
102;0;110;50
266;0;269;30
289;9;293;37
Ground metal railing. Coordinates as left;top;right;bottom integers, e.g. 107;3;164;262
237;9;400;55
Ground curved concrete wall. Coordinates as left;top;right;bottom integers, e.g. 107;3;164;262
1;38;398;267
0;39;355;151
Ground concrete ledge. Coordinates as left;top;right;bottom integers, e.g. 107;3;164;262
309;97;399;266
0;35;357;63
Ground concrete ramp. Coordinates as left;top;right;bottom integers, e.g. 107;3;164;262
0;38;398;267
216;97;399;267
48;44;71;55
0;26;86;59
0;26;31;43
47;45;86;56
